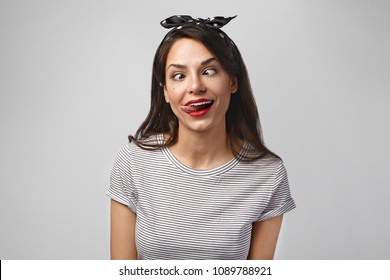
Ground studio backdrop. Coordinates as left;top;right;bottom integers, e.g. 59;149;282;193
0;0;389;259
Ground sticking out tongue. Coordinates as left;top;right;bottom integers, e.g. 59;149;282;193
181;101;214;113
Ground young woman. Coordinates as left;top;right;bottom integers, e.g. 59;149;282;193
107;15;295;260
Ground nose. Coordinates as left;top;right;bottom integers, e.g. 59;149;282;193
188;74;206;94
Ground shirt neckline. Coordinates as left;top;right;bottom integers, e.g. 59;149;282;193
157;134;248;177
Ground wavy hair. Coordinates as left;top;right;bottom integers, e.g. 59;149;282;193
129;23;279;161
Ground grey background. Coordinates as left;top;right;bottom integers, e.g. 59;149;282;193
1;0;389;259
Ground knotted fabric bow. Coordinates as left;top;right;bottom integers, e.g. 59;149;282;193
161;15;237;29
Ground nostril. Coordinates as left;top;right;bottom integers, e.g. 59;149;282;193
188;86;206;94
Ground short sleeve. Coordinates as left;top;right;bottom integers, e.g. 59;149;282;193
106;144;137;213
256;160;296;221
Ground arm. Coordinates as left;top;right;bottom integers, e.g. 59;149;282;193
110;199;137;260
247;215;283;260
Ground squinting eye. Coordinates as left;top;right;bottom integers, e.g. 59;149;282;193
203;69;217;76
173;73;185;80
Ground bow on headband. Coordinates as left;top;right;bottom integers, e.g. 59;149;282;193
161;15;237;29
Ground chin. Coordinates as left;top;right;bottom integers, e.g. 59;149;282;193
181;118;224;134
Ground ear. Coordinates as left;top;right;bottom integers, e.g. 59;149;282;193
230;76;238;94
163;85;170;103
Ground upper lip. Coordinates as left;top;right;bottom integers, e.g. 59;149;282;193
184;98;213;106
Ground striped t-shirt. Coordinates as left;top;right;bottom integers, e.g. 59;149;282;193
107;135;296;259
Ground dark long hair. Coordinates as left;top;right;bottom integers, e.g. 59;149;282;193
129;23;279;161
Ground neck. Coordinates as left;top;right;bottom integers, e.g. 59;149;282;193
169;126;233;170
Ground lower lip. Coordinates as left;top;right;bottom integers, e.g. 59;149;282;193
187;106;212;117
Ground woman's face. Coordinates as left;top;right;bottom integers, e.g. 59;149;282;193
164;38;238;135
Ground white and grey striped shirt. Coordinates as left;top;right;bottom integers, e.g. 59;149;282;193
107;135;296;259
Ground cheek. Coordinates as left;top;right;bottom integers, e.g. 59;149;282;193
166;84;185;101
214;84;233;99
211;76;233;94
165;88;181;106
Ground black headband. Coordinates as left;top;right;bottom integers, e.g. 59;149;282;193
161;15;237;30
157;15;239;87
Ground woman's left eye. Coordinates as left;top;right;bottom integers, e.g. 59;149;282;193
203;69;217;76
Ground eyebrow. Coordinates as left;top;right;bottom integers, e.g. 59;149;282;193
167;57;217;70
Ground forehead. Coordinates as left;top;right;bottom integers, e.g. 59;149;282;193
166;38;213;65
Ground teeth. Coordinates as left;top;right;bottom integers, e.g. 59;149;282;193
189;101;213;107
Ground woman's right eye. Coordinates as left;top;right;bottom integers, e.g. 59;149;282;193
172;73;185;80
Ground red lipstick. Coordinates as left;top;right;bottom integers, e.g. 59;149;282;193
184;98;211;106
180;98;214;117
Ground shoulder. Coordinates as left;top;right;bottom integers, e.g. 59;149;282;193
236;146;287;180
115;134;167;168
118;134;161;155
247;155;284;172
248;154;289;191
241;142;284;168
